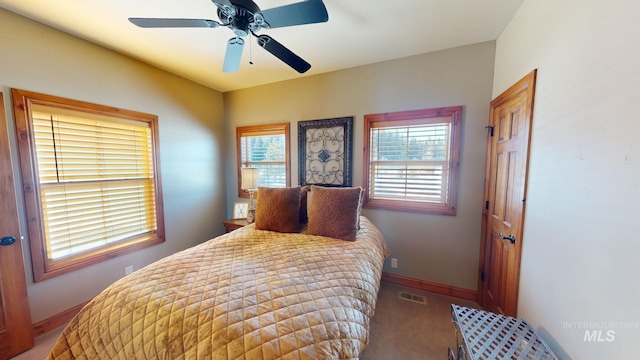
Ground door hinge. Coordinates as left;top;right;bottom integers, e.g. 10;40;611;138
485;125;494;137
481;271;485;282
485;200;489;210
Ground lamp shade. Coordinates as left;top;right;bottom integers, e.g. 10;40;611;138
241;167;260;190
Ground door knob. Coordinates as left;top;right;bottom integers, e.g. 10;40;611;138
0;236;17;246
498;232;516;244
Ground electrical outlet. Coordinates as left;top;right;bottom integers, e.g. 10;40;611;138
125;265;133;275
391;258;398;269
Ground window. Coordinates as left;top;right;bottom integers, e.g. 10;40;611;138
236;123;290;197
12;89;164;281
363;106;462;215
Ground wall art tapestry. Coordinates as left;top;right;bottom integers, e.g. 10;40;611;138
298;117;353;187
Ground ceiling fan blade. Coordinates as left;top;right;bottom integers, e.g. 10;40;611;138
256;35;311;73
257;0;328;29
223;37;245;73
129;18;220;28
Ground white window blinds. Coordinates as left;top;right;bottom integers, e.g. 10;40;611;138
32;105;157;260
369;122;452;204
240;131;287;188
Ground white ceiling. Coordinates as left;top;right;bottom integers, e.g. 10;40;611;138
0;0;523;92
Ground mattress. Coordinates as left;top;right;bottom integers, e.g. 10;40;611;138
47;216;390;359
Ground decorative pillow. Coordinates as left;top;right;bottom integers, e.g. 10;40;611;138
307;185;363;241
255;186;302;233
299;186;311;224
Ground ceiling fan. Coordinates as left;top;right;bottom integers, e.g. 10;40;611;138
129;0;328;73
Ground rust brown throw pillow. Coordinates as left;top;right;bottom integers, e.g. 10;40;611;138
255;186;302;233
307;185;363;241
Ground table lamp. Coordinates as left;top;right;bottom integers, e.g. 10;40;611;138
241;167;260;223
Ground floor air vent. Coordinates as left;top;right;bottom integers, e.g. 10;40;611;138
398;291;427;305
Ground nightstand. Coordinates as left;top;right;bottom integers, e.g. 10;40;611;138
223;218;249;233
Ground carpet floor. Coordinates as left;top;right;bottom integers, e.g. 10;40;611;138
361;282;479;359
12;282;479;359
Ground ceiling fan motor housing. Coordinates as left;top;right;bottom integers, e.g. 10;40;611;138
215;0;262;37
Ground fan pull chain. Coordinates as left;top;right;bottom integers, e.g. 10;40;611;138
249;34;254;65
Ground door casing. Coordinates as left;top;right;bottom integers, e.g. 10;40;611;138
0;92;34;359
478;70;537;316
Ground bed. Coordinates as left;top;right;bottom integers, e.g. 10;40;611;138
47;186;390;360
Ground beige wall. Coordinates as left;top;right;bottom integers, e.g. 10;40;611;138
494;0;640;358
0;9;226;322
223;42;496;291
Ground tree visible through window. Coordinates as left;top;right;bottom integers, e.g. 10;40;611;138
12;89;165;281
236;123;290;197
363;106;462;215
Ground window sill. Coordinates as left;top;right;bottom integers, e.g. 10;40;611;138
363;199;456;216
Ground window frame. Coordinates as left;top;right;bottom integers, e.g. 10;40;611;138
363;106;462;215
11;88;165;282
236;123;290;198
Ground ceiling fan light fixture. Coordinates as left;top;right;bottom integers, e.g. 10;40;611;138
231;13;251;37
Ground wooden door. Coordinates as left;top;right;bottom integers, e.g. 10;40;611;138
479;71;536;317
0;92;33;359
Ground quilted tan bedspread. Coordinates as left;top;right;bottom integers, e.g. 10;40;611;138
48;217;390;360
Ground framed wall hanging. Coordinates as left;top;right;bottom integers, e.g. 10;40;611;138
233;202;248;219
298;116;353;187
